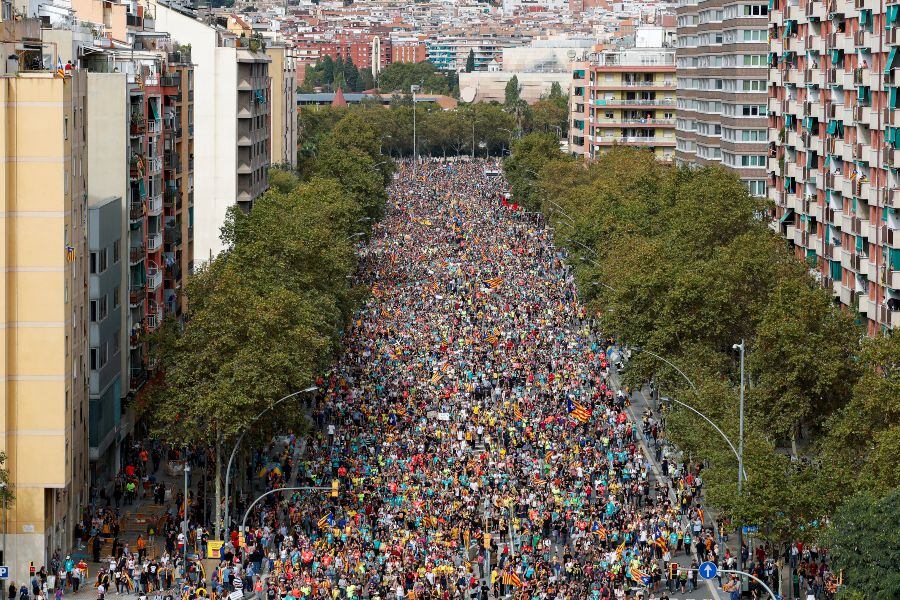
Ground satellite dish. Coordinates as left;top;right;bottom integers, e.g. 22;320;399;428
567;49;577;59
460;86;476;103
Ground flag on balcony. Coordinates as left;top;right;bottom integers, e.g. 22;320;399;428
65;245;76;262
57;58;64;78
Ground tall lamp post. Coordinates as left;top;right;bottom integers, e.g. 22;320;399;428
183;458;191;560
411;84;420;174
733;340;746;579
221;386;318;538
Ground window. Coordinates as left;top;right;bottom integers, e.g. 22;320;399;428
99;248;108;273
740;155;767;167
743;4;768;16
742;80;767;91
90;252;97;274
112;285;120;309
743;54;766;66
741;104;766;116
90;347;98;371
113;240;120;264
90;295;108;323
741;129;768;141
746;180;767;196
743;29;766;42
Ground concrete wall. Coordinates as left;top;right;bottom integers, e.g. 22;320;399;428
458;71;571;103
86;72;128;402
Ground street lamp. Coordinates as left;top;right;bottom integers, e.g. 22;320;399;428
734;339;746;578
221;385;318;538
183;458;191;560
627;347;748;482
411;85;420;174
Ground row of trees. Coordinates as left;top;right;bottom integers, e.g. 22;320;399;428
141;113;393;537
300;60;460;97
505;136;899;599
300;55;375;93
297;93;567;166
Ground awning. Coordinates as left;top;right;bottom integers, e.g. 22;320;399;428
886;47;900;74
890;87;899;110
860;9;871;27
830;260;842;281
831;49;842;65
857;86;871;104
784;20;796;37
888;5;899;28
855;236;864;253
780;208;795;224
785;114;795;127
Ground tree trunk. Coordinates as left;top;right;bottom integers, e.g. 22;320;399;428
214;428;222;540
790;425;799;460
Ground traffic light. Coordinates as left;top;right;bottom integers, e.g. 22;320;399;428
483;533;491;549
331;479;339;498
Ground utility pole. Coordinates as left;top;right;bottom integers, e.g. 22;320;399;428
411;84;420;174
183;454;191;561
734;340;746;582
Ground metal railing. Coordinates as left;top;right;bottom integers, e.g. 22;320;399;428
147;233;163;252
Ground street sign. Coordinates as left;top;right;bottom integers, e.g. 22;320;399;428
698;561;718;580
0;566;8;578
742;525;759;534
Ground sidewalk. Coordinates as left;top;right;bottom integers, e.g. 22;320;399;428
610;364;725;600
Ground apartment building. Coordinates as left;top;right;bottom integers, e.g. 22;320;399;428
153;0;271;260
768;0;900;333
427;36;527;72
0;35;90;580
267;44;298;169
674;0;770;197
87;197;125;484
568;27;677;160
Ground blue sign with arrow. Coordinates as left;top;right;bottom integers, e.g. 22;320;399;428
698;561;718;580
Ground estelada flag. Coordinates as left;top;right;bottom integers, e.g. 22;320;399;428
502;571;524;587
567;398;591;423
484;277;503;289
317;513;333;529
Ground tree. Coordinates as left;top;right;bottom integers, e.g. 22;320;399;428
465;49;475;73
503;132;569;208
343;55;360;91
749;277;860;454
504;75;521;107
826;489;900;599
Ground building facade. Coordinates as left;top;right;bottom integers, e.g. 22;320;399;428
87;197;125;485
568;29;677;160
427;36;526;72
267;44;298;169
153;0;271;261
0;67;89;583
674;0;770;197
768;0;900;333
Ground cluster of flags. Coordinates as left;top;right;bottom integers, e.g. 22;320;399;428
567;398;592;423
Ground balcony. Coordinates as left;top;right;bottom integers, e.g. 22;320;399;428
129;282;145;306
145;305;163;331
147;119;162;135
130;113;145;135
146;155;162;174
592;98;676;107
593;119;675;127
593;136;676;146
129;244;145;265
147;193;163;216
147;233;163;252
129;199;144;222
147;266;162;291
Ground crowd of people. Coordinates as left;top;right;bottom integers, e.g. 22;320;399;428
13;159;842;600
229;159;727;600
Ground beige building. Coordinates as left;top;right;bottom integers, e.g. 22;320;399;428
568;28;676;161
0;66;89;581
267;45;297;169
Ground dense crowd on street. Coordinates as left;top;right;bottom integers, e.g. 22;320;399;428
9;160;843;600
227;159;734;600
